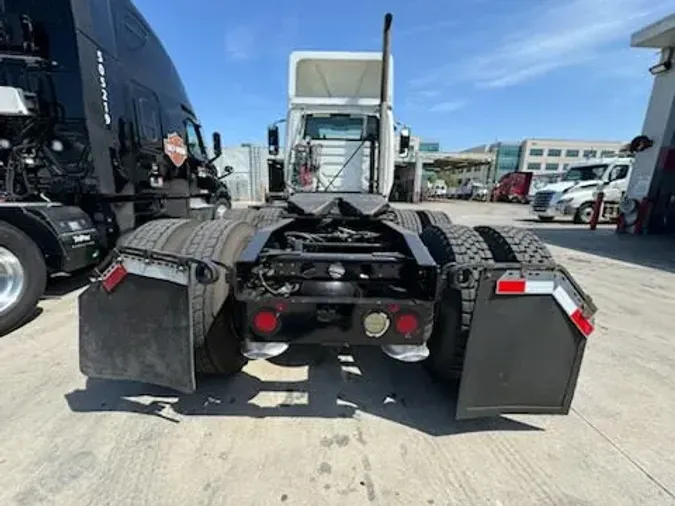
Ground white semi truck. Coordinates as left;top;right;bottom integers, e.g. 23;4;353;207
266;47;409;199
531;157;633;224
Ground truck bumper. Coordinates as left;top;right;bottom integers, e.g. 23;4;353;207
239;297;435;362
531;203;575;219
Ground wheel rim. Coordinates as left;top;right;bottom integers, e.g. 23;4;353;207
0;246;25;314
580;206;594;223
215;204;229;219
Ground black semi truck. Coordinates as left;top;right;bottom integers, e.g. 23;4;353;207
0;0;232;334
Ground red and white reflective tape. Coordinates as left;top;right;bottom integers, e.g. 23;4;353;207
495;275;594;337
495;279;555;295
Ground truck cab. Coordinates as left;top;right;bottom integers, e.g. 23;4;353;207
432;180;448;197
266;51;408;198
0;0;229;335
531;157;633;223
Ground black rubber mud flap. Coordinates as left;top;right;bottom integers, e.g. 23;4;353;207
455;266;591;420
78;268;196;394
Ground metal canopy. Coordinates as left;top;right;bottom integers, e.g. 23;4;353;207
631;13;675;48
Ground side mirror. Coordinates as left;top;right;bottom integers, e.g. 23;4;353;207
399;127;411;155
268;125;279;156
212;132;222;158
221;165;234;177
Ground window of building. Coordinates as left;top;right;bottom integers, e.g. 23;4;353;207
529;148;544;156
527;162;541;171
499;145;521;157
601;150;615;157
547;148;562;157
583;150;597;158
545;163;559;171
565;149;579;157
419;142;440;152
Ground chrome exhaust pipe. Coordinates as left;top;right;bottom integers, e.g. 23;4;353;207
381;343;430;362
241;339;289;360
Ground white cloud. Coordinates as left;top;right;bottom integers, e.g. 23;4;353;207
429;100;468;113
225;26;256;61
410;0;674;90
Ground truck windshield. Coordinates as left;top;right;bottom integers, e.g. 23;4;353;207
563;164;607;182
304;114;377;140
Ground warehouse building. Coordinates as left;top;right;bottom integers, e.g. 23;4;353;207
518;139;626;174
463;138;626;182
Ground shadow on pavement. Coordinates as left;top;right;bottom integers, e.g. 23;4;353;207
64;346;542;436
523;225;675;274
0;307;43;337
44;272;91;299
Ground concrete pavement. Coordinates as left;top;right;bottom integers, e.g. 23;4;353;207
1;200;674;506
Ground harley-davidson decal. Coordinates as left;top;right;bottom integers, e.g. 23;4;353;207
164;132;188;167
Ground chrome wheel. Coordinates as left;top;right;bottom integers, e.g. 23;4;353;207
0;246;25;314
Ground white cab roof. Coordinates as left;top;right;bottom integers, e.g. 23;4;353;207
289;51;393;104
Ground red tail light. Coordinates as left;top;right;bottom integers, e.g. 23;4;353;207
102;263;128;293
253;310;279;334
394;313;418;334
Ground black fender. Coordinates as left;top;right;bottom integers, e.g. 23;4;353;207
0;203;100;272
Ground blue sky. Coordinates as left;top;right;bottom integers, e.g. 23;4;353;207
135;0;675;151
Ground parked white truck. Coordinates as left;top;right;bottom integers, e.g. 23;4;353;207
531;157;633;224
266;47;408;198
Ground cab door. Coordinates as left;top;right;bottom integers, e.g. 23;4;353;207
604;164;630;202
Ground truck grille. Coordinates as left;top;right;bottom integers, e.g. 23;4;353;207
532;191;554;211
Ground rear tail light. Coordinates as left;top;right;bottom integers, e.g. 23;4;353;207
252;309;279;334
394;313;419;335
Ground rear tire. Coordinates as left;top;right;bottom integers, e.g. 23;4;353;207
253;207;285;228
420;224;493;383
473;225;554;266
417;209;452;229
120;218;199;252
0;222;47;336
180;219;255;375
219;208;259;224
391;208;423;233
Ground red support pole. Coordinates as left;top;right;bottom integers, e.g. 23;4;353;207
589;191;604;230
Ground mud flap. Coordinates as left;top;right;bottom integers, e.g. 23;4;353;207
456;266;595;420
78;255;197;394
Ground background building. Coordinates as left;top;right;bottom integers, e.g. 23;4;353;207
463;137;628;182
519;138;626;174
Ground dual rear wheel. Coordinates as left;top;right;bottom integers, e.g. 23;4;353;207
123;210;553;386
122;218;254;376
411;220;553;384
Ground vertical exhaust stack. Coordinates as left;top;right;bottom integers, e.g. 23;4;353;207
375;12;393;195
